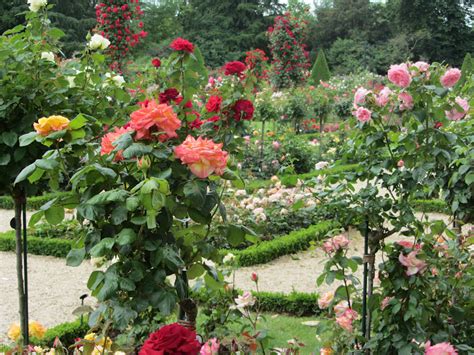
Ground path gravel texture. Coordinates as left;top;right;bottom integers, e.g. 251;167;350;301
0;206;451;343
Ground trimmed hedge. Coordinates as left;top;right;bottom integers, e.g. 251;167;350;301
246;163;360;191
411;199;450;214
31;318;89;347
254;291;320;316
0;231;72;258
229;221;338;267
0;192;71;210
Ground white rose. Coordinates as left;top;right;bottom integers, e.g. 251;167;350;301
88;34;110;50
66;76;76;88
28;0;47;12
315;161;330;170
223;253;236;264
105;73;125;87
40;51;55;62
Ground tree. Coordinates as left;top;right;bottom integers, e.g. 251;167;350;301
393;0;474;65
311;49;330;85
458;52;473;87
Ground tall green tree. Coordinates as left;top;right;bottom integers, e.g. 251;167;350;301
311;48;331;85
179;0;282;67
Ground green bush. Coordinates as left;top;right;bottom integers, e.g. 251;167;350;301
311;49;331;85
32;318;89;347
229;221;338;266
0;192;71;210
0;231;73;257
254;291;321;316
410;199;449;214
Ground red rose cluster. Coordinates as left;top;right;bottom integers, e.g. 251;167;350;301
95;0;147;70
170;37;194;53
268;11;310;88
224;61;246;77
245;48;269;80
139;323;201;355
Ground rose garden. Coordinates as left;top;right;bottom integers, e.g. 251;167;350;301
0;0;472;354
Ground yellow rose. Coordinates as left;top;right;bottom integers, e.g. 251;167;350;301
320;347;334;355
7;324;21;341
33;115;70;136
29;321;46;339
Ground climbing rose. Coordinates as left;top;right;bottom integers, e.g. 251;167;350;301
130;100;181;141
231;291;256;314
100;126;133;160
139;323;201;355
34;115;70;136
174;136;228;178
445;97;469;121
413;61;430;75
233;99;254;121
440;68;461;88
399;251;427;276
170;37;194;53
397;160;405;168
354;107;372;123
322;234;350;254
380;296;393;310
317;291;334;309
425;341;458;355
388;63;412;88
353;87;370;108
224;61;246;76
151;58;161;68
200;338;220;355
398;92;414;111
333;300;349;316
205;96;223;113
376;87;392;107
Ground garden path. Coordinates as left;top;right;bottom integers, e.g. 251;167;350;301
0;209;450;342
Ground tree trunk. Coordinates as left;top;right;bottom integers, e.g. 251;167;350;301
13;189;26;345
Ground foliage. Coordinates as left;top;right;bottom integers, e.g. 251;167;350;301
311;49;331;85
31;318;89;347
268;11;310;89
0;231;73;257
0;192;71;210
228;220;338;266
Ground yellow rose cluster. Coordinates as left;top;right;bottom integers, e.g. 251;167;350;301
33;115;70;136
8;321;47;341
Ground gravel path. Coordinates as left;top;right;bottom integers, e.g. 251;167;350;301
0;207;451;343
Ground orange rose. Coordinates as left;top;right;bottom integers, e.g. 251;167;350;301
33;115;70;136
130;100;181;141
100;126;133;161
174;135;228;179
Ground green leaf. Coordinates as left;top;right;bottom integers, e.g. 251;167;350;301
204;273;222;290
117;228;136;246
14;163;36;184
35;159;58;170
123;143;152;159
28;168;45;183
156;291;177;315
66;248;86;267
69;114;88;130
1;131;18;147
44;206;64;225
226;224;246;247
183;180;206;207
87;271;105;289
187;263;205;279
90;238;115;257
48;28;65;39
465;172;474;185
28;210;44;227
0;153;10;166
188;208;211;224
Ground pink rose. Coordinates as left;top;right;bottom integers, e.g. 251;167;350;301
317;291;334;309
336;308;358;332
388;63;412;88
332;234;350;249
445;97;469;121
398;92;414;111
375;86;392;107
355;107;372;123
440;68;461;88
425;341;458;355
412;61;430;76
397;240;421;250
243;135;251;144
353;87;370;108
397;160;404;168
200;338;220;355
334;300;349;316
380;296;393;310
251;272;258;282
322;240;334;254
399;251;427;276
272;141;281;150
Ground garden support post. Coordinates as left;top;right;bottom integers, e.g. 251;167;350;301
260;120;265;171
361;219;369;341
13;188;28;345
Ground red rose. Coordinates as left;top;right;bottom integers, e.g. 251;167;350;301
139;323;201;355
189;118;203;129
206;96;223;113
434;121;443;129
233;99;254;121
159;88;180;104
224;61;246;76
207;115;220;123
151;58;161;68
170;37;194;53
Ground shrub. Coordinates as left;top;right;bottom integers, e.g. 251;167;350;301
31;318;89;347
311;49;331;85
0;231;73;257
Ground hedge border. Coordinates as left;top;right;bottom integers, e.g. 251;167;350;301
228;220;338;267
0;192;71;211
0;231;72;258
32;318;89;347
